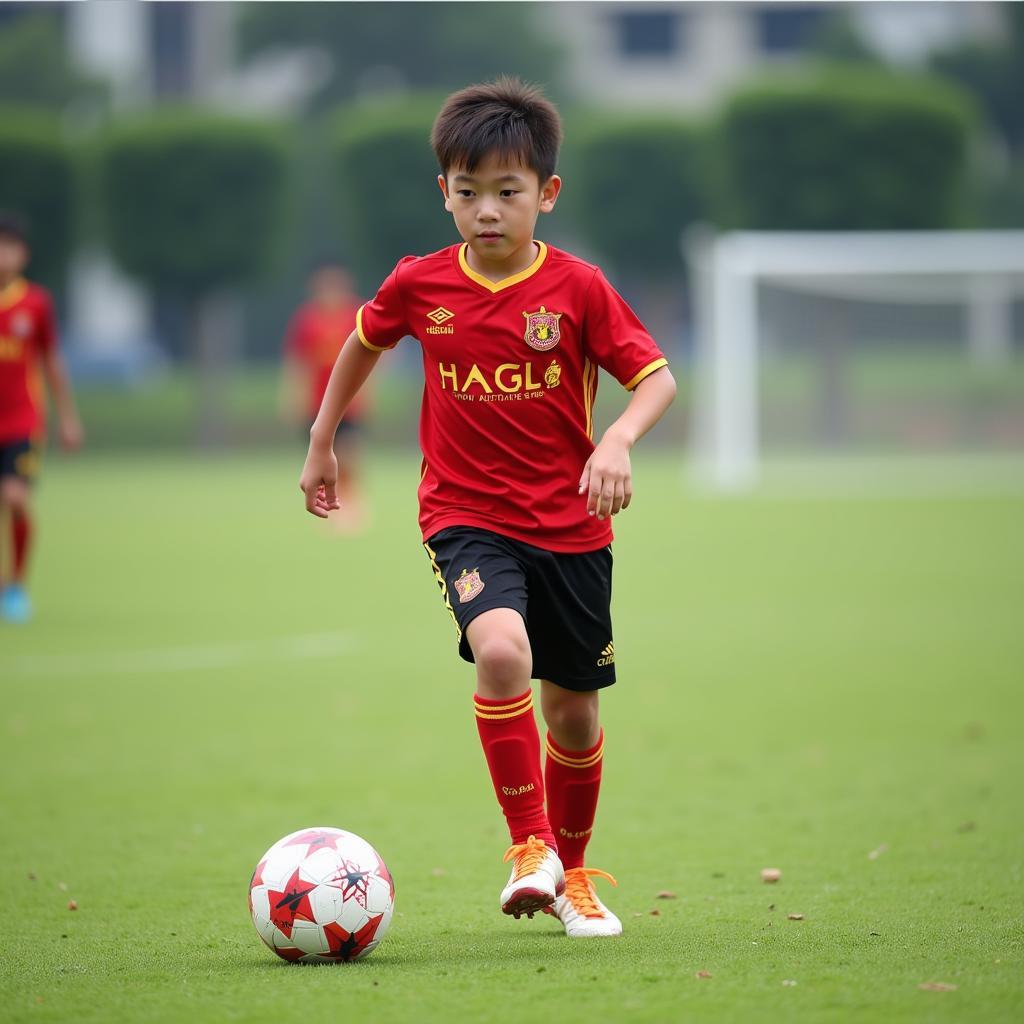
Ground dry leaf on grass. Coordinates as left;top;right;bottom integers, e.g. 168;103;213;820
787;913;804;921
919;982;957;992
868;843;889;860
649;909;661;916
58;882;68;892
67;900;78;911
695;970;712;979
761;868;782;883
655;890;677;900
782;980;798;987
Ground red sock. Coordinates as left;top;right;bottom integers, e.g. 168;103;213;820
11;510;31;582
474;690;556;848
544;730;604;870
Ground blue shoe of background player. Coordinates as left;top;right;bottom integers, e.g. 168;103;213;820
0;583;32;623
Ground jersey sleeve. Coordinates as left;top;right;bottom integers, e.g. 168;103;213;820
356;257;414;352
35;288;57;355
582;269;668;390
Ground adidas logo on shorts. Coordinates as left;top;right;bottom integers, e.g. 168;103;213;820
597;642;615;667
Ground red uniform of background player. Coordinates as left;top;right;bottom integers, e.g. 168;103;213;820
0;212;83;623
281;264;370;533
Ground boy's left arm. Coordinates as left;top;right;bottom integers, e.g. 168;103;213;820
578;366;676;521
41;349;84;451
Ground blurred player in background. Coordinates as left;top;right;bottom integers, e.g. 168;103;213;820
0;212;83;623
281;262;371;534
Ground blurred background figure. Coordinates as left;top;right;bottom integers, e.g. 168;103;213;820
0;211;82;623
281;262;371;534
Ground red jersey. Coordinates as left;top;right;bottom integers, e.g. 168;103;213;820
0;278;56;444
357;241;667;553
285;300;367;420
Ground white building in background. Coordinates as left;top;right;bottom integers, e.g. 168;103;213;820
550;2;1004;110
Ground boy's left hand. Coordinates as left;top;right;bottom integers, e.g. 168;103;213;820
579;434;632;521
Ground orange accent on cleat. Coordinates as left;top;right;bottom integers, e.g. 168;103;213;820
503;836;550;880
551;866;622;937
499;836;564;918
562;867;617;919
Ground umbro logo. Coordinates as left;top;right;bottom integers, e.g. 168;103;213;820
597;642;615;667
426;307;455;333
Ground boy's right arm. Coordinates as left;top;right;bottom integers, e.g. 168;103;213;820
299;329;382;517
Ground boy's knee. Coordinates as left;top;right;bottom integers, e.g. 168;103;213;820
474;631;531;687
543;688;600;748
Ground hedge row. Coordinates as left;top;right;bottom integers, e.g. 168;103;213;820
0;66;979;295
330;67;976;285
0;108;74;290
97;110;290;295
718;69;975;230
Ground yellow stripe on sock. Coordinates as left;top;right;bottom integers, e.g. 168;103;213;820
473;696;536;720
473;692;533;715
545;738;604;769
475;706;534;721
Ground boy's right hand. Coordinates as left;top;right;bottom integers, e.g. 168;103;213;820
299;446;341;518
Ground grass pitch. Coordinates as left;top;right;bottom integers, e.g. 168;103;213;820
1;450;1022;1023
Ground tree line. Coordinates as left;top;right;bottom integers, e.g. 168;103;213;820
0;65;978;306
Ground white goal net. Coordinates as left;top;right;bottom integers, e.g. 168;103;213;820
686;230;1024;491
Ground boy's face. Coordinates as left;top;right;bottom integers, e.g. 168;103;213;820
0;234;28;280
438;152;560;265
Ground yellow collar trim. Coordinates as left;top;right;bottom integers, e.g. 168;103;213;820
458;241;547;294
0;277;28;311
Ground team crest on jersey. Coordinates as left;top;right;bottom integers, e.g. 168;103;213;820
454;568;485;603
10;311;32;338
523;306;561;351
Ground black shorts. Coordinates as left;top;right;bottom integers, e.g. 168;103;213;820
0;438;39;484
424;526;616;692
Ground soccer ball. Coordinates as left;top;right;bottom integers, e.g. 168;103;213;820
249;826;395;963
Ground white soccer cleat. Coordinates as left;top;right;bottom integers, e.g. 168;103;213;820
500;835;565;919
550;867;622;937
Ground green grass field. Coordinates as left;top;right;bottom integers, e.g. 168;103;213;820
2;451;1022;1023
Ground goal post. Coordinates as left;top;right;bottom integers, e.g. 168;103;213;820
685;230;1024;490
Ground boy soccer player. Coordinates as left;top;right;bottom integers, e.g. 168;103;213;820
282;262;371;532
0;213;83;623
299;79;675;937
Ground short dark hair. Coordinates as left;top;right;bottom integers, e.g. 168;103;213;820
0;211;29;246
431;77;563;182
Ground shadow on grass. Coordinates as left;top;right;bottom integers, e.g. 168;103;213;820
238;927;594;973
